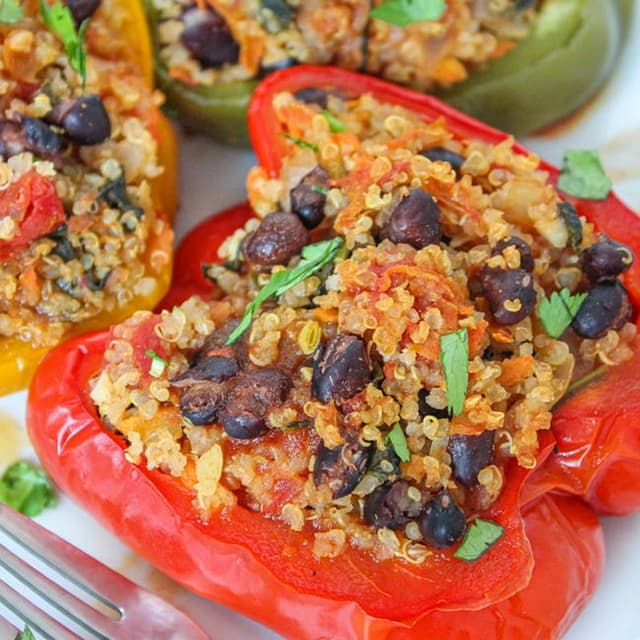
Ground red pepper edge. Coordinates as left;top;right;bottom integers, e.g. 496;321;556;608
247;65;640;516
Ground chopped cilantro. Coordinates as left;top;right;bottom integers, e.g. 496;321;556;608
454;518;504;561
0;0;24;23
16;626;36;640
311;185;329;196
557;150;612;200
145;349;168;378
370;0;447;27
386;422;411;462
439;329;468;416
538;288;587;339
226;237;343;345
38;0;88;89
282;133;319;152
0;460;56;517
322;110;347;133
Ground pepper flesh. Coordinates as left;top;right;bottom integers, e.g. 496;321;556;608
145;0;623;144
0;0;178;396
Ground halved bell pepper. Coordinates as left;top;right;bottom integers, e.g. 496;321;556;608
29;247;602;640
0;0;178;396
144;0;624;144
248;65;640;518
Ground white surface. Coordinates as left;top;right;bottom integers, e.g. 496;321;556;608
3;5;640;638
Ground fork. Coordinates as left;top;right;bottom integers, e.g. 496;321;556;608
0;503;211;639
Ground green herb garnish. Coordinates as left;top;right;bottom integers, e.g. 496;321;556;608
322;110;347;133
282;133;320;152
0;0;24;23
439;329;468;416
38;0;88;89
145;349;168;378
16;626;36;640
454;518;504;561
386;422;411;462
226;237;344;345
311;185;329;196
538;288;587;339
557;150;612;200
370;0;447;27
0;460;56;517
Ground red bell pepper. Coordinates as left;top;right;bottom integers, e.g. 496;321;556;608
246;65;640;517
28;327;601;640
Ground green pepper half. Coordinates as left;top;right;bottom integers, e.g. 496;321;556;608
146;0;624;145
438;0;624;135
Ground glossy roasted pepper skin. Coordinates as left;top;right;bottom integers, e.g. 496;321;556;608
144;0;624;144
0;0;178;396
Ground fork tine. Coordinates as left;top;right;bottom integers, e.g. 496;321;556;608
0;541;121;640
0;577;84;640
0;504;133;610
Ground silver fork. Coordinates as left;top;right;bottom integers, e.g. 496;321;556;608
0;504;211;639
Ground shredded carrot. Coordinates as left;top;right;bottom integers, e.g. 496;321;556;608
314;307;338;324
498;355;535;387
432;56;467;85
490;39;517;60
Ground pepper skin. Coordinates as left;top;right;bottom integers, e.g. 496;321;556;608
144;0;623;144
0;0;178;396
437;0;623;135
28;327;601;640
247;66;640;518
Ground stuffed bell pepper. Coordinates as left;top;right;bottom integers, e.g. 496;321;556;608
0;0;177;395
28;67;640;638
144;0;623;144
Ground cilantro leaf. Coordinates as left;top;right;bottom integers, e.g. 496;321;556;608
225;237;344;345
16;627;36;640
439;329;468;416
386;422;411;462
557;150;612;200
370;0;447;27
454;518;504;561
0;0;24;23
0;460;56;517
38;0;88;89
282;133;319;152
322;110;347;133
538;288;587;339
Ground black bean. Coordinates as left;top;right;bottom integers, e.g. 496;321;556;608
294;87;329;109
448;431;495;487
86;268;110;291
492;236;534;272
220;368;291;439
580;238;634;281
98;173;144;222
0;118;61;159
557;201;583;252
420;147;465;174
180;7;239;68
290;166;329;229
53;95;111;146
571;281;632;339
313;439;371;499
417;388;449;419
418;490;467;549
179;381;227;425
243;212;310;266
171;353;239;388
480;267;537;325
312;334;370;403
363;480;425;529
381;189;442;250
47;225;75;261
64;0;100;24
366;445;401;481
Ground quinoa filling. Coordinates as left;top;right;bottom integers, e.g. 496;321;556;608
0;0;170;348
91;89;636;563
152;0;537;91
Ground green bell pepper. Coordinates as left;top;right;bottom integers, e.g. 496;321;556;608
438;0;624;135
146;0;625;145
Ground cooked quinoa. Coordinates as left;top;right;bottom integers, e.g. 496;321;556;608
152;0;536;91
91;89;636;563
0;0;171;348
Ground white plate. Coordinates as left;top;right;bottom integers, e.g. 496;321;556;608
3;6;640;638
